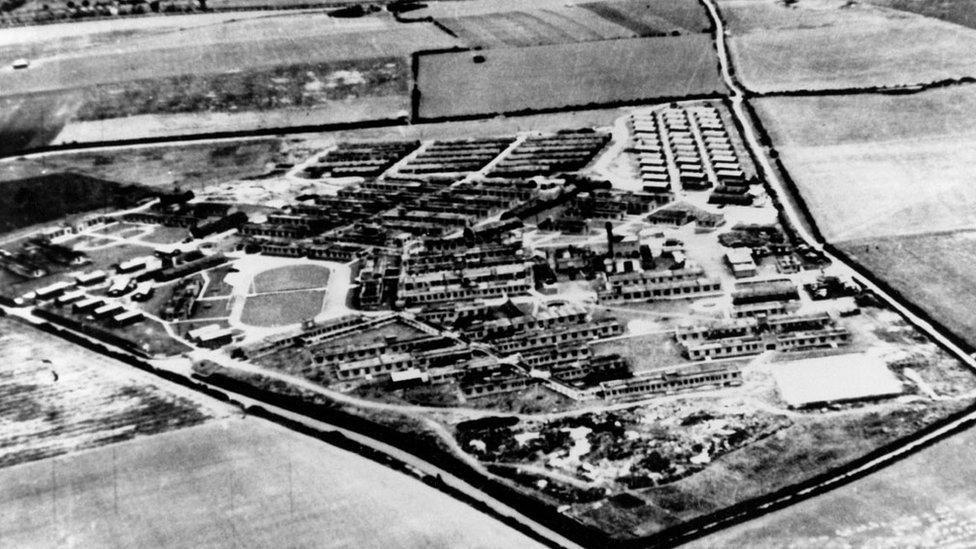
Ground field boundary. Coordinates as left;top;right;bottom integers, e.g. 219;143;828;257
10;302;976;548
739;98;976;358
0;313;573;549
0;92;736;160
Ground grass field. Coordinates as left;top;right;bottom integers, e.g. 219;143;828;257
838;232;976;351
1;138;280;189
866;0;976;31
0;57;408;148
0;318;211;469
436;0;710;49
0;172;151;233
239;289;325;327
755;89;976;241
722;0;976;92
0;417;546;548
687;402;976;548
417;35;724;118
438;7;638;48
3;17;453;95
250;264;330;294
0;12;454;148
581;0;711;33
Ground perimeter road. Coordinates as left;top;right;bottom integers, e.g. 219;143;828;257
0;304;583;549
684;0;976;540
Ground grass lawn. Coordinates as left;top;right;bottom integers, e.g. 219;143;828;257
239;290;325;327
250;264;330;294
139;225;190;244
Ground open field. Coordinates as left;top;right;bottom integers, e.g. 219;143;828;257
755;89;976;241
417;35;724;118
0;317;211;468
1;138;280;189
687;404;976;548
581;0;711;34
721;0;976;92
435;0;711;49
866;0;976;31
0;417;547;548
0;58;408;148
838;232;976;352
0;12;454;149
438;7;639;48
49;95;410;145
1;17;452;95
251;264;330;294
0;172;151;233
239;289;326;327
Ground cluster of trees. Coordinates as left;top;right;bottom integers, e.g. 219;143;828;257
2;0;205;25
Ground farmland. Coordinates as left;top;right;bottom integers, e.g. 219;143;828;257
0;417;547;548
0;138;281;189
720;0;976;93
838;232;976;352
434;0;711;49
417;35;724;118
0;317;212;469
0;12;457;148
581;0;711;34
437;7;638;48
754;88;976;241
2;18;452;95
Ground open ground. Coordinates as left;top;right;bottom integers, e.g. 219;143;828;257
0;417;547;548
417;35;724;118
686;401;976;548
720;0;976;93
754;88;976;242
0;317;216;468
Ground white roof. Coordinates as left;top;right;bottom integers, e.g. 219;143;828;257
109;277;131;291
726;248;755;265
391;369;429;383
113;310;143;321
188;324;222;339
94;303;123;314
119;256;150;269
36;280;74;295
772;353;903;407
76;270;106;281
